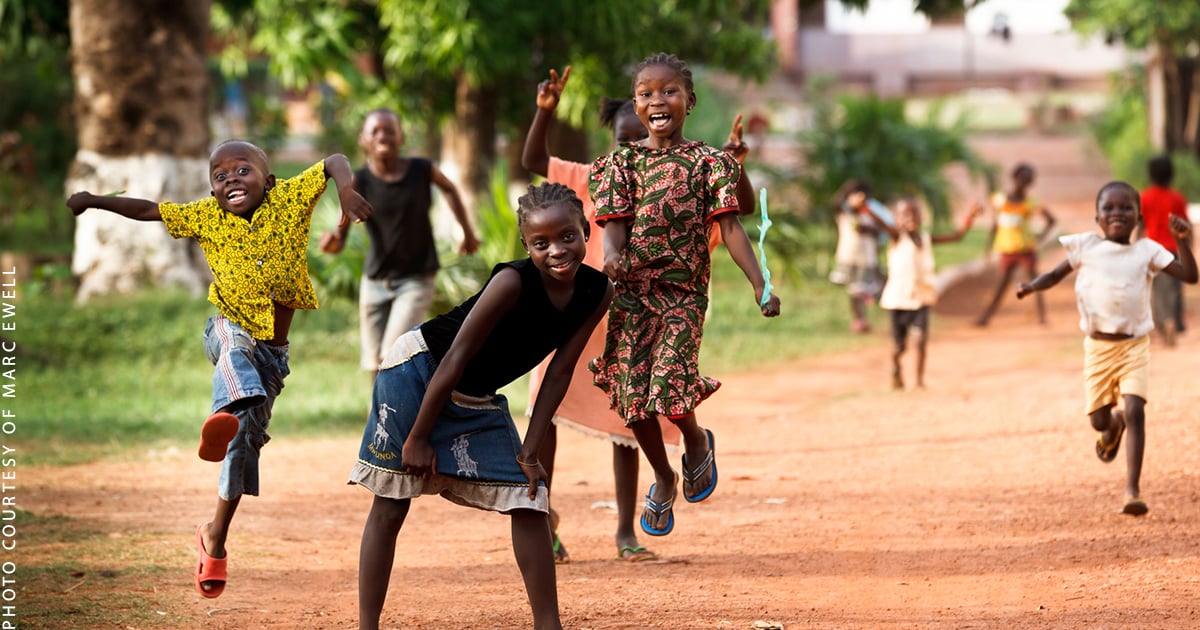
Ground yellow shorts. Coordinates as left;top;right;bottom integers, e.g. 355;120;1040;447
1083;335;1150;415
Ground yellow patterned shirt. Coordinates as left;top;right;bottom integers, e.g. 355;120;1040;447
160;162;328;340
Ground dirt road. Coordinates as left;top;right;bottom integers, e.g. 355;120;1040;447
23;133;1200;628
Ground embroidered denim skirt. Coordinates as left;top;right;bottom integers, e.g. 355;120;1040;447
348;329;548;514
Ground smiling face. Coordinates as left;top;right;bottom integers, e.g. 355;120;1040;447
209;141;274;217
359;110;403;161
632;64;695;148
520;202;589;285
1095;184;1140;244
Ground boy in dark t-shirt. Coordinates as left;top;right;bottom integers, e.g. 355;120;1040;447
320;108;479;377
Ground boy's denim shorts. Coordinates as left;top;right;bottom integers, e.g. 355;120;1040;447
203;315;290;500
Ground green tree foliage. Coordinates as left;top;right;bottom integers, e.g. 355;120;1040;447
0;1;74;249
213;0;775;144
1065;0;1200;154
795;84;993;226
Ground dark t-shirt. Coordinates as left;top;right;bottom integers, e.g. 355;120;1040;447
419;259;609;396
356;160;439;279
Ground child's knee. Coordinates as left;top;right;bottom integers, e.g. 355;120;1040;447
1088;407;1113;431
369;497;411;529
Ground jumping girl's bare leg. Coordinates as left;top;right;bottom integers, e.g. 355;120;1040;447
630;417;676;531
511;509;563;630
358;496;411;630
671;413;714;500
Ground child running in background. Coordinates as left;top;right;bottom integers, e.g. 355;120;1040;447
319;108;479;379
976;163;1056;326
829;179;888;333
590;52;780;538
349;183;611;630
521;65;755;562
66;141;372;598
1139;155;1190;346
866;197;981;389
1016;181;1197;516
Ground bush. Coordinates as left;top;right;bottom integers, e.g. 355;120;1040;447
1088;66;1200;200
794;79;994;228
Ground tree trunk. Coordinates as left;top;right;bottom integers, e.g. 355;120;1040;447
67;0;213;301
434;73;496;241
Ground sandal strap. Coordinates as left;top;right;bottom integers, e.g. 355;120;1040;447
683;449;713;482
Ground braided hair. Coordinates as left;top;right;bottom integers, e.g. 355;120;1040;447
631;52;693;95
516;182;586;231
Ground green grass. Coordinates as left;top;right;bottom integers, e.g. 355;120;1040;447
15;290;373;464
14;509;187;628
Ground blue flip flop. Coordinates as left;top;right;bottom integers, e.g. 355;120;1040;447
682;429;718;503
640;478;677;537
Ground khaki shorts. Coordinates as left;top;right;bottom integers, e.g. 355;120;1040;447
1083;335;1150;414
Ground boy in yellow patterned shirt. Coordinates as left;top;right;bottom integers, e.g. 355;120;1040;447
67;140;371;599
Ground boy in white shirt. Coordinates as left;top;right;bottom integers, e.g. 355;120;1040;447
1016;181;1197;516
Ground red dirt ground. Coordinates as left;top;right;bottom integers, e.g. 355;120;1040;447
25;133;1200;628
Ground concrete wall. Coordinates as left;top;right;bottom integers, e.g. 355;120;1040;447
797;28;1139;96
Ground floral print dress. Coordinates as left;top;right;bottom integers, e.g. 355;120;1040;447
588;141;741;424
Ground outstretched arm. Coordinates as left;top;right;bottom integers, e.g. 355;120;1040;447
1162;214;1199;283
431;164;480;254
400;268;521;479
716;211;780;316
521;66;570;178
1016;258;1073;298
66;192;162;221
324;154;372;228
930;202;983;244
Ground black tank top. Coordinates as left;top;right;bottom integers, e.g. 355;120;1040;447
356;160;438;279
419;259;609;396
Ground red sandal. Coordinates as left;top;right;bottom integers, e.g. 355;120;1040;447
194;526;227;599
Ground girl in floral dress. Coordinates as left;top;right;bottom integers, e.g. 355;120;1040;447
589;52;781;536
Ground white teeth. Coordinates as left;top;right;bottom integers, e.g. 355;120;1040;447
228;191;246;202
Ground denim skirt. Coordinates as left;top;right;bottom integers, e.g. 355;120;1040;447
348;329;548;514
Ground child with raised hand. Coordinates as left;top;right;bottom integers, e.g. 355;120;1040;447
1016;181;1197;516
319;108;479;380
977;162;1057;326
65;140;372;598
349;182;611;630
829;179;887;332
590;52;780;539
866;197;981;389
522;65;756;561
